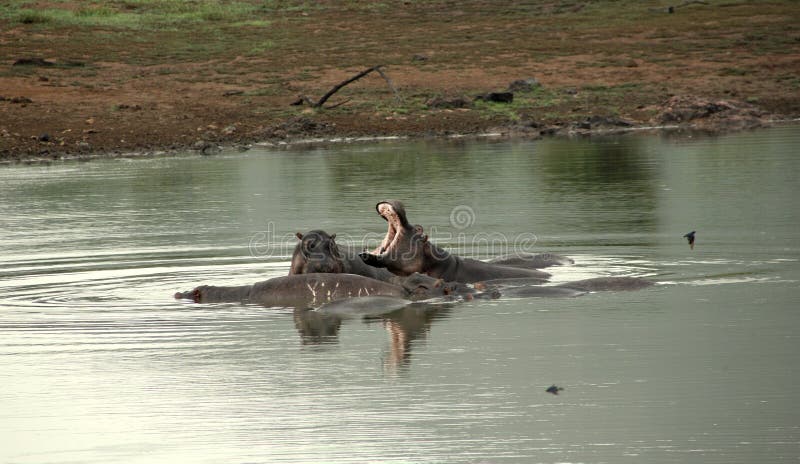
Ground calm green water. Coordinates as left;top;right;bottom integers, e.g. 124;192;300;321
1;126;799;463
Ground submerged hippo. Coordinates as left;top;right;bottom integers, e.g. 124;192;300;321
497;286;587;298
557;276;655;292
175;273;408;308
475;276;654;293
174;271;489;309
488;252;574;269
359;200;553;283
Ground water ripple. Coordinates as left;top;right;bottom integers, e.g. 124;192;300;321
2;128;800;464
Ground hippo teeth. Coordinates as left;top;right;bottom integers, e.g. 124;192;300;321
375;207;400;254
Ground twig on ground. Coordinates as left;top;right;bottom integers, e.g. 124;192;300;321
291;65;399;109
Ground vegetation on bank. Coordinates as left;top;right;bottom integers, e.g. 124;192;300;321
4;0;798;63
1;0;799;159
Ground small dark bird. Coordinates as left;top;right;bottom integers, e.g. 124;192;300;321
546;384;564;395
684;231;696;250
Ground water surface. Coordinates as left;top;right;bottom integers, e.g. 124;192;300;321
2;127;799;463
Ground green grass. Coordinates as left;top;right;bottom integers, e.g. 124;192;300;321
472;89;560;122
3;0;797;65
2;0;279;30
247;40;277;55
473;99;523;122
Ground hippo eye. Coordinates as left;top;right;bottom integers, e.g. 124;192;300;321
302;240;317;254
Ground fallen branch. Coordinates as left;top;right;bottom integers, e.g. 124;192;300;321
325;98;352;109
292;65;399;109
375;66;402;103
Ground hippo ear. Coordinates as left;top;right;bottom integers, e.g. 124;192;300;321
295;232;304;240
421;234;429;242
414;224;424;234
330;233;336;240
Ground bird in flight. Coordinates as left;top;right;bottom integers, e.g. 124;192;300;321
546;384;564;395
684;231;696;250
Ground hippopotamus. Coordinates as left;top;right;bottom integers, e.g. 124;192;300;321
474;277;550;290
175;226;502;309
470;276;654;299
497;286;587;298
291;230;402;283
359;200;554;283
290;229;482;300
175;273;409;308
488;252;574;269
556;276;655;292
475;276;654;293
174;270;491;308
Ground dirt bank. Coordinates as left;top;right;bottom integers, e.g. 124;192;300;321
1;1;799;162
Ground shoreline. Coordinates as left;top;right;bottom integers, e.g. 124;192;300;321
4;117;797;167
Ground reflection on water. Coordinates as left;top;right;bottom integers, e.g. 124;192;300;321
1;126;800;463
293;308;342;344
537;137;658;233
293;302;456;375
381;304;455;373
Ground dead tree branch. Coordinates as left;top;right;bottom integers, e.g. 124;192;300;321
292;65;399;109
325;98;352;109
375;66;403;103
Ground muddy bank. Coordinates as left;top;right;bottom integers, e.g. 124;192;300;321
2;1;799;162
1;92;789;164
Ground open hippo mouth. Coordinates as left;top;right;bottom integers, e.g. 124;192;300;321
373;200;413;256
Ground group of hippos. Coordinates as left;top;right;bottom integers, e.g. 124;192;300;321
174;200;653;313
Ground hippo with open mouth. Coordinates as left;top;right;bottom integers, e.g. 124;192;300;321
359;200;558;283
290;229;482;299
